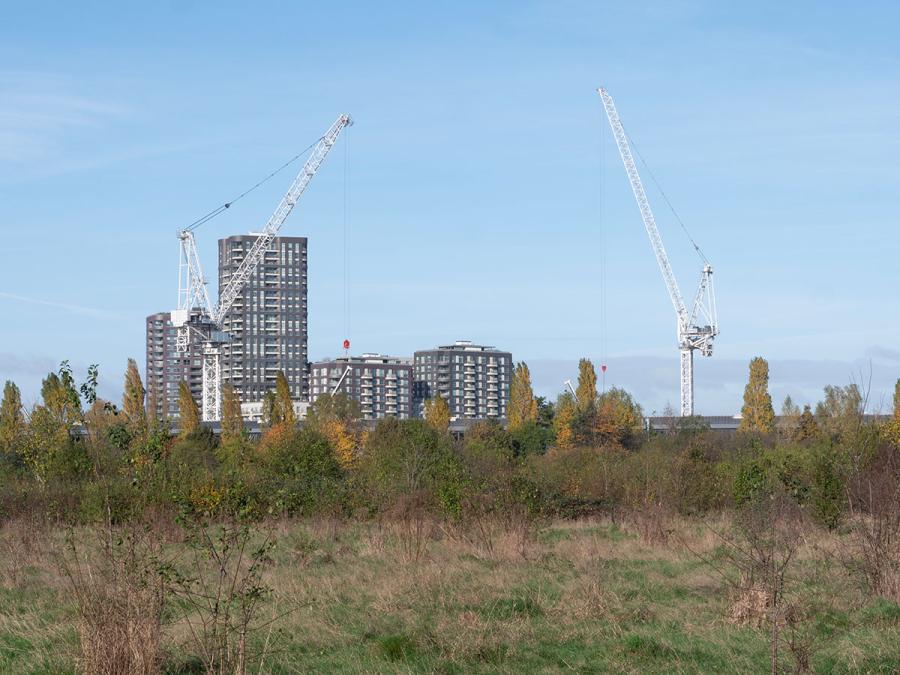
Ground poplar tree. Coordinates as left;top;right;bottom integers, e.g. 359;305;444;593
262;391;281;428
508;362;538;431
123;358;145;418
779;395;801;438
738;357;775;434
122;358;147;439
0;380;25;454
424;396;450;432
575;358;597;412
42;364;81;427
795;405;819;442
178;381;200;438
886;378;900;446
553;391;576;450
894;378;900;418
221;382;244;446
275;371;296;426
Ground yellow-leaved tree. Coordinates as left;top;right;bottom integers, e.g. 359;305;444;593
575;358;597;412
275;371;296;427
738;357;775;434
886;378;900;447
306;393;361;468
424;396;450;433
0;380;25;456
508;362;538;431
220;382;244;448
593;387;643;448
122;358;147;442
553;391;577;451
178;381;200;438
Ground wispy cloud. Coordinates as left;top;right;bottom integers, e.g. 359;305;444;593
0;71;127;164
0;291;120;319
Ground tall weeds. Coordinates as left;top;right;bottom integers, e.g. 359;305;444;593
59;525;165;675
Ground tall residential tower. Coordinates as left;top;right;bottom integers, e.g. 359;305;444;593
218;235;309;403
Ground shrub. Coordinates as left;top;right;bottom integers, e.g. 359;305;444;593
357;418;463;515
673;442;721;515
263;427;343;515
733;458;770;506
810;445;844;530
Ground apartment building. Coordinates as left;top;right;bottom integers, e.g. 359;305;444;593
310;354;414;420
218;235;309;403
144;309;213;420
413;341;513;421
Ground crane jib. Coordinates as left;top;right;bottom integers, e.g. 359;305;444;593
597;88;717;417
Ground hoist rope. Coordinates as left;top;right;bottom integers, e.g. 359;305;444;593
623;128;710;265
598;110;608;392
343;125;351;343
182;136;323;233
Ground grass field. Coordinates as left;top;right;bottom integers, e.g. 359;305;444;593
0;515;897;673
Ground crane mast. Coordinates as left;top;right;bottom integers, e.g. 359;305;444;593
173;114;352;422
597;88;717;417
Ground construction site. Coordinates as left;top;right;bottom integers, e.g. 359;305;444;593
145;89;725;430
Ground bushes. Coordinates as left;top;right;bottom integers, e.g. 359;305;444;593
262;427;344;516
2;402;892;544
356;418;464;515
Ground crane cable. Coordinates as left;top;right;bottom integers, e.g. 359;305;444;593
598;110;608;392
623;128;710;266
182;136;324;233
343;125;351;347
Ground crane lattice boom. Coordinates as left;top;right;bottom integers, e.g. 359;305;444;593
213;114;352;326
597;88;718;417
598;88;687;328
172;113;352;422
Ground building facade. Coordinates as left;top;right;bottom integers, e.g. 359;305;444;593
413;341;513;421
145;310;213;420
218;235;309;404
310;354;414;420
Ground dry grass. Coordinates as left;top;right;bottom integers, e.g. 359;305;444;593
58;526;165;675
0;515;898;673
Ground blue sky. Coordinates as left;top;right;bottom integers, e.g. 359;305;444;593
1;1;898;414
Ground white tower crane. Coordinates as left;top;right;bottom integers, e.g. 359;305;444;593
597;88;717;417
172;113;353;421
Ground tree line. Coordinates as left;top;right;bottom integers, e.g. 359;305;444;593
0;355;896;532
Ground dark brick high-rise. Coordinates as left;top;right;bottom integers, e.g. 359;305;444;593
218;235;308;403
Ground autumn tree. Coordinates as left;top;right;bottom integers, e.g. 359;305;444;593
575;358;597;412
884;378;900;447
262;391;281;428
894;378;900;417
178;381;200;438
220;382;244;448
815;383;863;440
275;371;296;426
0;380;25;456
41;362;82;428
592;387;644;448
738;357;775;434
424;395;451;433
306;393;361;468
778;395;801;439
25;362;93;482
795;404;819;442
122;358;147;441
553;391;576;451
508;362;538;431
